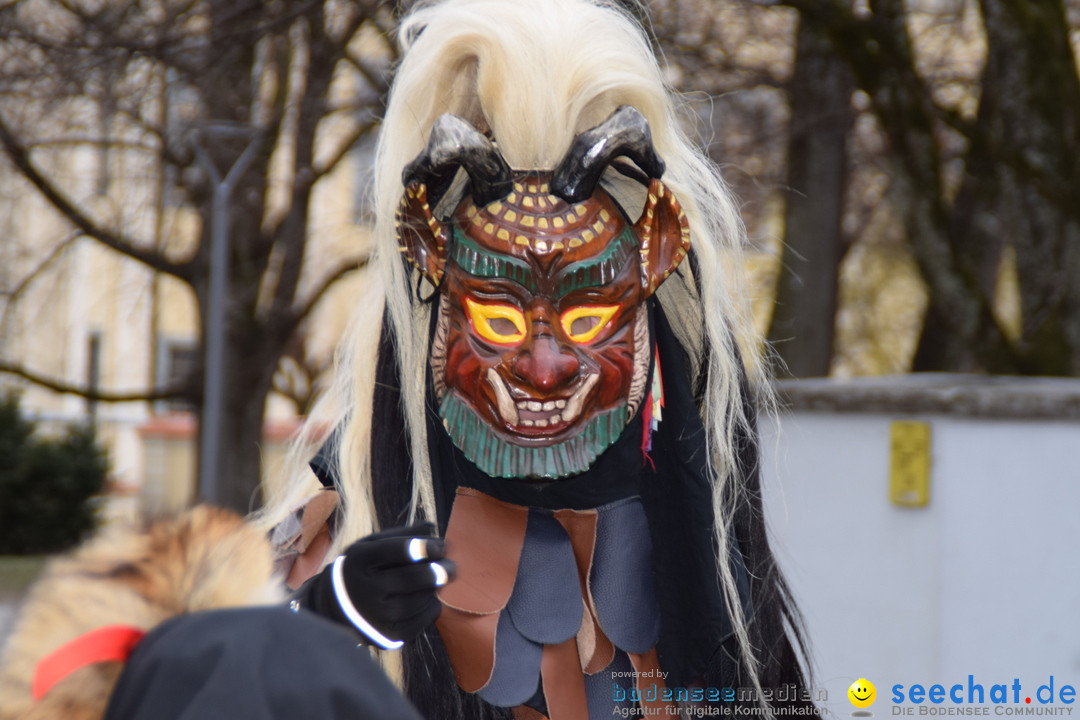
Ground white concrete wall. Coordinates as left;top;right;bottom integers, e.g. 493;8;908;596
761;405;1080;717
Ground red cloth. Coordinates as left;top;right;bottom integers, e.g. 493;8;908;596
33;625;145;700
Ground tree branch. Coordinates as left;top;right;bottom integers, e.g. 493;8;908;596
0;230;80;310
343;49;390;96
286;253;370;332
0;361;189;403
0;229;77;293
0;114;195;284
272;354;324;416
26;136;161;153
932;102;1077;215
312;118;379;180
109;102;193;168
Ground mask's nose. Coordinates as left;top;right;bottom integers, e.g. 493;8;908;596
511;333;581;393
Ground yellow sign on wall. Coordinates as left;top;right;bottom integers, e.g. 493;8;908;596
889;420;931;507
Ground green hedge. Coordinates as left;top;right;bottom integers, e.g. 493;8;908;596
0;393;108;554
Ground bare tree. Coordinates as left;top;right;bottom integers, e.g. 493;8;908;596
0;0;392;511
767;11;854;377
913;0;1080;374
652;0;795;242
778;0;1080;375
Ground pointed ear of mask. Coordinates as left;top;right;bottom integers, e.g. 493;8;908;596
396;114;513;286
396;182;450;286
634;178;690;297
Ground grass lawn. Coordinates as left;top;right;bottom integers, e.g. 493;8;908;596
0;556;48;601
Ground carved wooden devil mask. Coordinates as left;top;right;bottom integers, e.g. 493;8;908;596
397;107;689;479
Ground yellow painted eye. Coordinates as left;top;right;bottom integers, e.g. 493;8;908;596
560;305;620;344
465;297;527;345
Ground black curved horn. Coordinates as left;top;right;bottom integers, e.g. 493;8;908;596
402;114;513;207
551;106;666;203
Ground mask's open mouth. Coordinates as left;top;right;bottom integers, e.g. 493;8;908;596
486;368;599;434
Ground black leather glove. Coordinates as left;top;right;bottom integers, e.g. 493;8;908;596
296;523;455;648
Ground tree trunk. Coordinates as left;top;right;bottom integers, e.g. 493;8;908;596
768;14;854;378
976;0;1080;374
213;338;276;513
838;0;1016;372
914;0;1080;375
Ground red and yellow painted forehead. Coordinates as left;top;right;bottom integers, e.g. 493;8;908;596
455;172;625;259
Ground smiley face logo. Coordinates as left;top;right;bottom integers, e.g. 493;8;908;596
848;678;876;709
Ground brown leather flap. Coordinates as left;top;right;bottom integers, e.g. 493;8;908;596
436;606;499;693
439;487;529;614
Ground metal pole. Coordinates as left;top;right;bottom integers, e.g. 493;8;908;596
194;134;260;505
87;331;101;426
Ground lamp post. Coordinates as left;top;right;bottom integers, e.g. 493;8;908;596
192;125;261;506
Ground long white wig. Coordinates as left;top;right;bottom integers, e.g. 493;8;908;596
260;0;777;695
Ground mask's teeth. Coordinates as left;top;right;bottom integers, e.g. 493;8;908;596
562;373;599;424
487;368;520;426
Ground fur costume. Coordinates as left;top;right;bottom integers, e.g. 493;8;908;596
262;0;816;718
0;508;424;720
0;507;281;720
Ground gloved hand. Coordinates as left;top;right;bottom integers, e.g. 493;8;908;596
297;523;455;648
